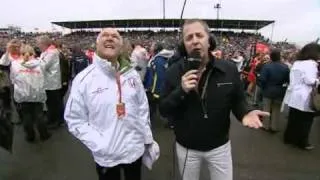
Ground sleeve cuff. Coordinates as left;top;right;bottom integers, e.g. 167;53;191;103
144;133;153;145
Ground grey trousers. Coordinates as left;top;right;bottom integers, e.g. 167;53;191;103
263;98;282;131
176;141;233;180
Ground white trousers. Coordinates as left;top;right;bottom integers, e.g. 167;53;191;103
176;141;233;180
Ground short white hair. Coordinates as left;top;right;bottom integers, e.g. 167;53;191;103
96;28;123;45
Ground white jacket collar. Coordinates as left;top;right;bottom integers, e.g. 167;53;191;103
93;53;119;76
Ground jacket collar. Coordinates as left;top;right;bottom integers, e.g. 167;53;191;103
207;55;227;73
93;53;132;76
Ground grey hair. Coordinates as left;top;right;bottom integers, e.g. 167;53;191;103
182;19;211;35
36;35;52;46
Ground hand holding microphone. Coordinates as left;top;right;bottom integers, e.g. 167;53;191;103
181;70;199;93
181;51;202;93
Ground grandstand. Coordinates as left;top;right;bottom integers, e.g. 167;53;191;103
52;18;274;31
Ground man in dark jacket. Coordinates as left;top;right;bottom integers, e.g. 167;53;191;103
258;49;289;132
159;19;269;180
71;46;89;77
144;42;174;128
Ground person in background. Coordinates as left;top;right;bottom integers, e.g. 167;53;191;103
254;54;271;107
36;35;63;129
282;43;320;150
64;28;157;180
0;39;23;124
54;41;70;99
258;49;289;133
85;44;95;64
121;38;133;61
131;42;149;81
145;42;174;128
231;51;244;72
246;54;261;96
8;44;50;142
70;45;89;78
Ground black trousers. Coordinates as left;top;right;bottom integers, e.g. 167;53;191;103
46;89;64;125
147;92;158;129
61;85;68;98
95;158;142;180
60;85;68;120
0;87;11;110
284;107;314;147
20;102;49;139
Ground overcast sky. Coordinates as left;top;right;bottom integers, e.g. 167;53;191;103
0;0;319;45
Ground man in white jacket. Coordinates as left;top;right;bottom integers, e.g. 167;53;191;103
64;28;155;180
36;36;63;129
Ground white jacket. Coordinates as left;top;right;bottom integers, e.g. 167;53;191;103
39;47;61;90
0;53;13;88
10;59;46;103
283;60;318;112
131;47;149;81
64;54;154;167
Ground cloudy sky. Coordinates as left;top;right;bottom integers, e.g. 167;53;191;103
0;0;319;45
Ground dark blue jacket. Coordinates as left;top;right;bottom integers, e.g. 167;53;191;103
72;52;89;77
258;61;290;100
144;50;174;98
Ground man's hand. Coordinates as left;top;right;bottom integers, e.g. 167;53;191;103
242;110;270;129
181;70;199;93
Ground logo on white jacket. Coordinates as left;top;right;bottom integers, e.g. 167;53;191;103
127;78;138;89
92;87;108;94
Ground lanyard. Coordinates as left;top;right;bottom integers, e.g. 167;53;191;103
116;72;122;103
199;69;213;119
201;69;213;100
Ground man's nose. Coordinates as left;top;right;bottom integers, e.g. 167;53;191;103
105;35;114;42
191;36;200;45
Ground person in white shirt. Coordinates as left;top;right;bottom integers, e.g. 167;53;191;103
64;28;157;180
283;43;320;150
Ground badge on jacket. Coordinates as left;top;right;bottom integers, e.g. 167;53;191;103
116;103;126;119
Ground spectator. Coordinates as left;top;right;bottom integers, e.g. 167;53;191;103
70;45;89;77
7;44;50;142
36;35;63;129
282;43;320;150
258;49;289;133
64;28;158;180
